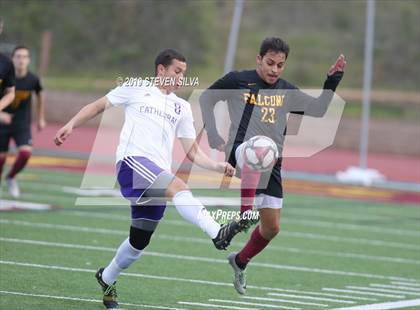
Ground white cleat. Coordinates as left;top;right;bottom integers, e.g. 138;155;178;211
7;178;20;198
228;252;246;295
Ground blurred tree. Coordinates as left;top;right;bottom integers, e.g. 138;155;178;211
0;0;418;90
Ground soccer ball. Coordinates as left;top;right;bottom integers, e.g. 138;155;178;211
242;135;279;172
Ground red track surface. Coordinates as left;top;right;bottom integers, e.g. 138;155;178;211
33;123;419;184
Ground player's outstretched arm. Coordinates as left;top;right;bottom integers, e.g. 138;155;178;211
199;90;226;152
0;86;15;111
54;96;110;146
199;72;238;152
0;86;15;125
35;92;46;131
288;54;346;117
179;137;235;176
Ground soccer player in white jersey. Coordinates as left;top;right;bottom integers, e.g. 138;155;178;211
54;49;249;309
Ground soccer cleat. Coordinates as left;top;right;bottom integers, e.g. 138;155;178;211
237;210;260;233
213;213;259;250
213;220;242;250
228;252;246;295
6;177;20;198
95;268;118;309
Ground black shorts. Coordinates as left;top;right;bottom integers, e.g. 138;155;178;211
226;143;283;199
0;124;32;152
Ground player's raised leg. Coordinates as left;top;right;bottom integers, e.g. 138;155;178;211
166;171;249;250
96;155;241;308
234;141;262;214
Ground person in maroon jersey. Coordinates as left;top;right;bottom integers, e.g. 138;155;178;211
200;37;346;294
0;45;45;197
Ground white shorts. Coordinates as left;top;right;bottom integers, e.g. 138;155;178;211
254;193;283;209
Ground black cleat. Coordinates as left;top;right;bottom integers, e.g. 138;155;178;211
237;210;260;233
95;268;118;309
213;221;240;250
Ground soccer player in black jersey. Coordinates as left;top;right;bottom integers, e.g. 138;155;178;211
0;45;45;197
200;37;346;294
0;17;17;190
0;16;16;127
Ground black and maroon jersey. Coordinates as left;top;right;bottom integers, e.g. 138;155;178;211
3;71;42;126
0;53;15;98
200;69;343;155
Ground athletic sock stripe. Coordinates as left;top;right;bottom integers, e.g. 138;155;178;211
124;159;155;183
125;157;156;181
125;157;157;180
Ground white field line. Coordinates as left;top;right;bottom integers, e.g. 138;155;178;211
177;301;256;310
0;240;376;303
4;215;420;258
322;288;405;298
1;192;76;203
267;290;376;301
332;298;420;310
157;234;420;265
0;237;416;282
61;211;420;265
208;299;300;309
370;283;420;292
284;209;396;222
65;208;418;236
50;179;414;221
282;218;420;237
0;290;186;310
266;292;355;304
21;180;419;237
0;259;386;299
0;200;53;211
0;259;287;293
59;191;420;237
241;296;327;307
391;281;420;287
0;218;128;235
14;179;418;223
280;231;419;250
345;286;420;296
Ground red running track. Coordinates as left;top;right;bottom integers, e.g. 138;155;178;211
31;123;419;184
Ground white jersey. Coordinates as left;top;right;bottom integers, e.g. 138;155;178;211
106;82;196;170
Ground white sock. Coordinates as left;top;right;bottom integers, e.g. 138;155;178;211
102;238;142;285
172;190;220;239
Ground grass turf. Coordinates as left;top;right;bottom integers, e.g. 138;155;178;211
0;167;419;309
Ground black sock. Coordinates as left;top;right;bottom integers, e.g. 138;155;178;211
235;253;247;270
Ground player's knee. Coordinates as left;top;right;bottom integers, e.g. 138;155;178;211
129;226;154;250
260;223;280;240
18;145;32;153
165;176;189;198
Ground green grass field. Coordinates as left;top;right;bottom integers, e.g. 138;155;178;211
1;168;419;309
